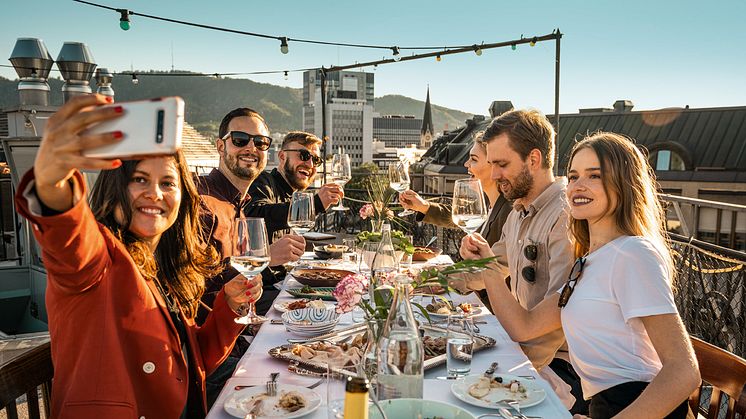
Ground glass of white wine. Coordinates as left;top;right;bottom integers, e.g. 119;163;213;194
389;161;413;216
329;151;351;211
231;217;271;325
451;178;487;234
287;191;316;235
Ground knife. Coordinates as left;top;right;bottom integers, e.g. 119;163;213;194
484;361;498;377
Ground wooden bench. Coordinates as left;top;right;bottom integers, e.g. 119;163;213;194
0;340;52;419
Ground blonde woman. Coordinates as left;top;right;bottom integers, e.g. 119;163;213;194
462;132;699;418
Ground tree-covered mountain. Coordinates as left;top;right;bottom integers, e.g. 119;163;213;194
0;73;471;137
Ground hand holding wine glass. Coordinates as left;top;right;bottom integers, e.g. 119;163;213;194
388;161;414;216
451;178;488;234
231;217;271;325
329;150;351;211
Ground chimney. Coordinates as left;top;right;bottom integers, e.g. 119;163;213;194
488;101;514;118
95;68;115;99
613;100;634;112
8;38;54;106
56;42;97;103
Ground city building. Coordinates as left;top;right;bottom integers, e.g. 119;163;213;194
302;69;374;167
372;114;422;148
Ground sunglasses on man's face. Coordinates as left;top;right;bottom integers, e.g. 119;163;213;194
521;243;538;283
221;131;272;151
558;257;586;308
283;148;323;167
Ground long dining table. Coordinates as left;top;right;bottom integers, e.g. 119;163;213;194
206;253;571;419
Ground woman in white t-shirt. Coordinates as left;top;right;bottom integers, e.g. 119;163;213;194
464;132;699;418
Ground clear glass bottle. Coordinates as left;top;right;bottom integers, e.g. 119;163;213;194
369;222;399;307
376;274;424;400
360;318;381;397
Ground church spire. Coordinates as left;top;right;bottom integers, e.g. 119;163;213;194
420;86;435;148
421;87;434;135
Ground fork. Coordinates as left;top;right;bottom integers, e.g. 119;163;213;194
266;372;279;397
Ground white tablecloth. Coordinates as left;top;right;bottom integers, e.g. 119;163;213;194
207;254;571;419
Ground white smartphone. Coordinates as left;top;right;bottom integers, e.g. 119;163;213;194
82;96;184;159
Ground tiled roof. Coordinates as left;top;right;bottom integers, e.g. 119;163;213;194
181;122;218;168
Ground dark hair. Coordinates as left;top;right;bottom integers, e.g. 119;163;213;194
89;151;220;318
218;107;268;139
281;131;323;149
482;109;555;169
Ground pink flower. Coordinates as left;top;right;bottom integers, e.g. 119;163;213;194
359;204;374;220
333;274;367;314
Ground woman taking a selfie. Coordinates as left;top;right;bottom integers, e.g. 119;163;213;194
14;94;260;419
461;132;699;418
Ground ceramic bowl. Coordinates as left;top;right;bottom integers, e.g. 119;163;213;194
368;398;475;419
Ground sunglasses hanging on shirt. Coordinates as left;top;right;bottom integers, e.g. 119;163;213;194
521;241;538;283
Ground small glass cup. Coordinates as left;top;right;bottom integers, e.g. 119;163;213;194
342;238;358;264
326;360;362;419
446;314;475;377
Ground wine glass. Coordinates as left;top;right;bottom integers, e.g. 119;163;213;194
329;152;351;211
287;191;316;235
451;178;488;234
388;161;414;216
231;217;271;325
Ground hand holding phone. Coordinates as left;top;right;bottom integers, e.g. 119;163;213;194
82;96;184;159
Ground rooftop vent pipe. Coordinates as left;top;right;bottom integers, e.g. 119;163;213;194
56;42;97;103
8;38;54;106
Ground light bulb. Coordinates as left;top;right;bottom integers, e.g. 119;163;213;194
530;37;537;47
280;37;289;54
284;71;288;80
392;46;401;62
511;44;517;51
131;74;139;85
436;54;441;62
474;47;482;56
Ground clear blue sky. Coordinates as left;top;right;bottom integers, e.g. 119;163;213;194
1;0;744;116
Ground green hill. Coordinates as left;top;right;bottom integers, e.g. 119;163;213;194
375;94;473;133
0;73;471;137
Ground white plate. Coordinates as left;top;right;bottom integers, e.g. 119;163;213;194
450;374;546;409
273;300;335;313
223;384;322;418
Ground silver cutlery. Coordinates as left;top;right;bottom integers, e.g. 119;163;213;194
233;377;323;391
507;400;529;419
267;372;279;397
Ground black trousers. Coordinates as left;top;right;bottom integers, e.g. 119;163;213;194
549;358;590;415
590;381;692;419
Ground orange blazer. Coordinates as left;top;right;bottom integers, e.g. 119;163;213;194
15;170;244;419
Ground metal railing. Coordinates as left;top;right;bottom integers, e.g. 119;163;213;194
662;193;746;252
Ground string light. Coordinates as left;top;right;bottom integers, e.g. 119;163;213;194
131;74;139;84
280;37;289;54
118;9;131;31
511;43;517;51
473;44;483;56
391;46;401;61
436;54;441;62
530;37;537;47
284;70;288;80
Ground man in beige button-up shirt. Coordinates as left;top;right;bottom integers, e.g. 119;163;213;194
459;109;587;415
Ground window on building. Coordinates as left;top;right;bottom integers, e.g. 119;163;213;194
649;149;686;171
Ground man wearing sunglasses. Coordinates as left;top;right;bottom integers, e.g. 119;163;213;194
459;109;587;415
195;108;306;407
246;131;343;242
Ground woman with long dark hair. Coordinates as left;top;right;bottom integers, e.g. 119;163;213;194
462;132;699;418
15;94;259;418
